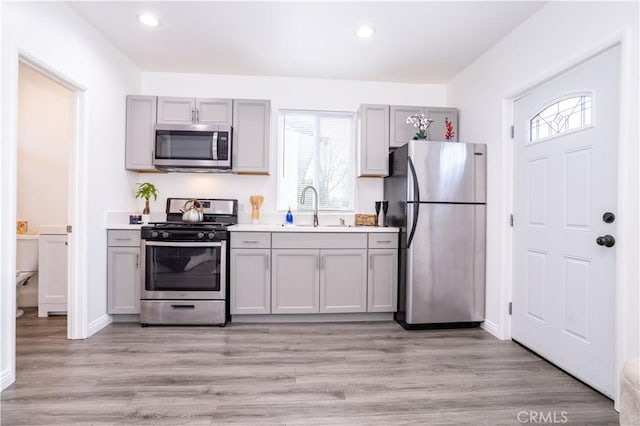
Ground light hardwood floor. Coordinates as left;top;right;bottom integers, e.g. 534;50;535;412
2;309;618;425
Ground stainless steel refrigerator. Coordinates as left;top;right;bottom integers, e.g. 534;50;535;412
384;141;486;329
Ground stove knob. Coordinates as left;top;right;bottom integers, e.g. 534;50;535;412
162;232;170;239
197;232;205;239
208;232;216;240
151;231;159;238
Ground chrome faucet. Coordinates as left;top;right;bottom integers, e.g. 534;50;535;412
300;185;319;227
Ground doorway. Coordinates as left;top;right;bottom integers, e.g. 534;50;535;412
16;62;73;321
511;46;620;397
1;52;86;391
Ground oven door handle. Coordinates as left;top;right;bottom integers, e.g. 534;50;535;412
171;304;195;310
143;241;223;248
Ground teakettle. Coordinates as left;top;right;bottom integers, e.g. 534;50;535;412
180;198;204;223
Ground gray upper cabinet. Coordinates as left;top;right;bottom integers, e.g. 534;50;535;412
390;105;423;148
125;95;157;171
157;97;195;124
426;107;458;142
232;99;271;174
390;105;459;147
157;97;232;126
196;98;233;126
357;104;390;177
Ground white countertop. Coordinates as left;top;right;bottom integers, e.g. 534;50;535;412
39;225;68;235
106;224;145;230
228;224;399;233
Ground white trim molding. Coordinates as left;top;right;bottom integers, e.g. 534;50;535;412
504;32;638;410
480;319;501;339
0;368;14;391
87;314;113;337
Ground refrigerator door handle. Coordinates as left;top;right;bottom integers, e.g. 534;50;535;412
408;156;420;203
407;157;420;248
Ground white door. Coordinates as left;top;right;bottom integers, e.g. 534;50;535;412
512;46;619;397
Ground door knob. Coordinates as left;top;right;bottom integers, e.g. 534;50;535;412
596;235;615;247
602;212;615;223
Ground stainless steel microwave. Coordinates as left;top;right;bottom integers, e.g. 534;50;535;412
153;124;232;171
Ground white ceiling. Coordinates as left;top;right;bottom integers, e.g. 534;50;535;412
69;1;545;84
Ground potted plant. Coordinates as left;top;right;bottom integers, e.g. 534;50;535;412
135;182;158;221
406;113;434;140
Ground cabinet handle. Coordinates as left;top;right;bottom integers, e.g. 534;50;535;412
196;109;200;123
115;237;132;241
242;240;259;244
376;240;392;243
136;254;139;269
191;109;195;122
369;254;373;270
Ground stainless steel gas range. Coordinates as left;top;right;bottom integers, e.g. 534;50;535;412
139;198;237;326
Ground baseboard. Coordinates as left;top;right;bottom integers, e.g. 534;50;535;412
111;314;139;323
87;314;113;337
481;319;502;339
1;367;14;391
231;312;393;323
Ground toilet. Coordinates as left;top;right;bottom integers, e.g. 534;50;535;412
16;235;39;318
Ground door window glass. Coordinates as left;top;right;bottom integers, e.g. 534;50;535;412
530;95;592;142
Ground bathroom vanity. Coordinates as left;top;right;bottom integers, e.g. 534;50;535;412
38;227;68;317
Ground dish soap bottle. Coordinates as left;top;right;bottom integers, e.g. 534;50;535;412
285;207;294;225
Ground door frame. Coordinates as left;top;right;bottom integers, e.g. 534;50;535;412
0;46;89;390
502;31;635;408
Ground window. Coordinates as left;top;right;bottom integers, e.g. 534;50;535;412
278;110;354;211
530;94;592;142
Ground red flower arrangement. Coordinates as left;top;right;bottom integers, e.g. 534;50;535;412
445;117;455;141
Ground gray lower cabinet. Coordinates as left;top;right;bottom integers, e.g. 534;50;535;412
230;249;271;314
107;230;141;314
125;95;157;171
367;249;398;312
271;249;319;314
230;231;398;317
320;249;367;313
270;248;367;314
232;99;271;174
357;104;390;177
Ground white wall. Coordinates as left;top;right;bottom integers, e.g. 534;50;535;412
447;0;639;392
1;2;140;389
17;62;72;232
140;73;447;222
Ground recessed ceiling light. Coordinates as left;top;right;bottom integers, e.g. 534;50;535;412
138;13;160;27
356;26;375;38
